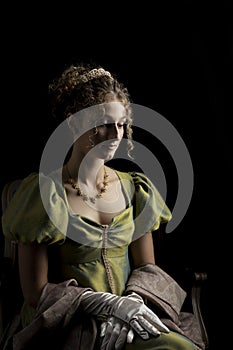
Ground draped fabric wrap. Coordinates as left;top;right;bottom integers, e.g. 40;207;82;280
125;264;205;349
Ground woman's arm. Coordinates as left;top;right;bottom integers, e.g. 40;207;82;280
129;232;155;268
18;242;48;308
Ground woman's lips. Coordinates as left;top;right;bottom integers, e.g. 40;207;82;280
101;143;119;150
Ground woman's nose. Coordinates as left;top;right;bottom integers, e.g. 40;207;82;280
107;123;121;139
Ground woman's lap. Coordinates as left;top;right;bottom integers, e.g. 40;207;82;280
125;331;198;350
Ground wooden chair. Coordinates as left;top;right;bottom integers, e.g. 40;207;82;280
0;179;209;349
0;180;23;341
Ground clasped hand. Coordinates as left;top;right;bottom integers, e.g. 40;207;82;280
100;293;169;350
100;316;134;350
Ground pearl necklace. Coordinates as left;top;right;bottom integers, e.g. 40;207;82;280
66;164;109;204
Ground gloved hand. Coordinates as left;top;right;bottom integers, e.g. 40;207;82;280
81;290;169;340
100;316;134;350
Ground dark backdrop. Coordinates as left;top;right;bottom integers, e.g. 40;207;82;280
1;1;232;349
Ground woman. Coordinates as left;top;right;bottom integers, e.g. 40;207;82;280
1;63;204;349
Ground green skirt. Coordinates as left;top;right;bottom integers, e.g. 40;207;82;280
125;332;199;349
98;331;199;350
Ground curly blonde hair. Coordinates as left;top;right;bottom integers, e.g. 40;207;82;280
48;63;134;157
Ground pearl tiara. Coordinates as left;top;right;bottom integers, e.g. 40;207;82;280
78;68;112;83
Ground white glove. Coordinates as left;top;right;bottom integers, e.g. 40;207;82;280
100;316;134;350
81;291;169;340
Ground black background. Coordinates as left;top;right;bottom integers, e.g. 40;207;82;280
1;1;232;349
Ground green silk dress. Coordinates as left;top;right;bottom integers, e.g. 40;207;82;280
2;169;198;349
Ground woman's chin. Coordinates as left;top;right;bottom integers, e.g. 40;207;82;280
103;149;117;161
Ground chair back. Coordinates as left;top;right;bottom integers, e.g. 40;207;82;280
0;179;22;338
1;180;22;264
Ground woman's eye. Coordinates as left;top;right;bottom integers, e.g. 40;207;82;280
99;121;112;128
118;122;124;127
98;120;127;128
99;120;108;126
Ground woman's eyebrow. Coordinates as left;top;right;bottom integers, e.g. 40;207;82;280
102;114;127;120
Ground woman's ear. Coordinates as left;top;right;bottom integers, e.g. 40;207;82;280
66;110;95;139
66;113;80;136
66;113;73;130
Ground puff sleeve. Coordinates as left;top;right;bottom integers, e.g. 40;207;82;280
1;172;68;244
130;172;172;236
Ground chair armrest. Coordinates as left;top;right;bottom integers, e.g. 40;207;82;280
191;271;209;350
165;267;209;350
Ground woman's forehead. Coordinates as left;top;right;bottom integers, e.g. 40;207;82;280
80;102;126;120
102;102;126;119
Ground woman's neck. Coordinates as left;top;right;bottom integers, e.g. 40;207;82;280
65;154;105;189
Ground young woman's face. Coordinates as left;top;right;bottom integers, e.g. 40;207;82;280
75;102;127;161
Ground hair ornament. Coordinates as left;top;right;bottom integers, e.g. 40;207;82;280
78;68;112;83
